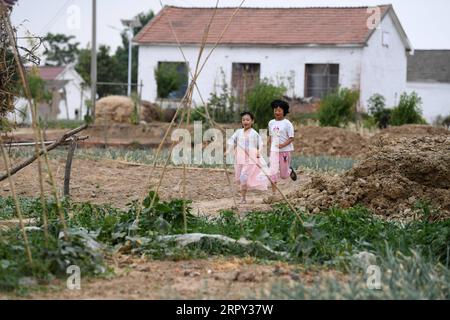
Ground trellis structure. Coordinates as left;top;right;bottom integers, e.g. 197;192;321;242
0;0;303;269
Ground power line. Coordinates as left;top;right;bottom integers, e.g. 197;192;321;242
39;0;74;35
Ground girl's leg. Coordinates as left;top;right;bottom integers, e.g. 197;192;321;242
240;184;247;204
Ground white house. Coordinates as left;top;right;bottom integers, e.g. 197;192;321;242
134;5;412;110
406;50;450;123
15;64;90;122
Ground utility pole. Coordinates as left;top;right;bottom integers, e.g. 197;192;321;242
121;18;141;97
90;0;97;121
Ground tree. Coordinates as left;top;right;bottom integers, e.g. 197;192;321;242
43;33;80;66
154;62;187;99
75;45;122;98
114;10;154;91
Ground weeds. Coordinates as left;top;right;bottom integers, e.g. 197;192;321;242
1;194;448;297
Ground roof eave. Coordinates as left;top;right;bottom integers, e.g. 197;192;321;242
135;42;365;48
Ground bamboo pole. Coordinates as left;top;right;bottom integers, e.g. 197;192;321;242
0;139;33;265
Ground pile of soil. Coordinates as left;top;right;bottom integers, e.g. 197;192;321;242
139;100;161;123
286;136;450;220
295;126;368;158
95;96;135;124
370;125;450;143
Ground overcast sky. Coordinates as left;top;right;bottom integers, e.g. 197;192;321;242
11;0;450;52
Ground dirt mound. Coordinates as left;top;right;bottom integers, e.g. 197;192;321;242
287;136;450;220
139;100;161;123
371;125;450;142
95;96;135;124
295;126;368;158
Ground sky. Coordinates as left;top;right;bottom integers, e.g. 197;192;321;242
10;0;450;52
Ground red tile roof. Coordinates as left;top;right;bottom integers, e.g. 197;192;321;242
35;66;66;81
134;5;392;46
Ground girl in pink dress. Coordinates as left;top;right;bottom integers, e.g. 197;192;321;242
227;112;269;204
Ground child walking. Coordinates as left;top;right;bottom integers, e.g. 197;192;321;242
227;111;269;204
268;99;297;194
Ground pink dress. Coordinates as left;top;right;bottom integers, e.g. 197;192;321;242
227;128;269;191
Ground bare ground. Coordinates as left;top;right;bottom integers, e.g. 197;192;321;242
0;256;345;300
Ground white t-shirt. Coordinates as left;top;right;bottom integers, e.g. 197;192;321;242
227;128;263;150
268;119;295;152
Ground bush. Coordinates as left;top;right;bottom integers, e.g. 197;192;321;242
367;93;391;129
247;80;286;129
390;92;426;126
154;63;187;99
317;88;360;127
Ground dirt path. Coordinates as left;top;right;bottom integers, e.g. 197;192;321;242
0;256;343;300
0;157;305;215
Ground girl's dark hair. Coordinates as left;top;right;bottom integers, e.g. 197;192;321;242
271;99;290;115
240;111;255;120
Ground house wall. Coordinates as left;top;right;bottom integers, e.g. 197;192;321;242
138;44;363;106
57;67;90;120
406;81;450;122
360;13;408;110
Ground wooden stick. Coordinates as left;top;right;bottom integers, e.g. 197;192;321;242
63;138;77;197
0;139;33;265
2;136;88;147
0;125;88;182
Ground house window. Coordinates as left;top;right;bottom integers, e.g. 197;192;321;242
305;64;339;98
231;63;260;103
156;62;188;99
382;31;390;47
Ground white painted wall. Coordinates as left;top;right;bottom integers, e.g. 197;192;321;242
57;66;90;120
360;12;408;110
406;82;450;122
138;44;363;106
138;12;409;111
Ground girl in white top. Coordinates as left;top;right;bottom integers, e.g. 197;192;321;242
268;100;297;195
227;112;269;204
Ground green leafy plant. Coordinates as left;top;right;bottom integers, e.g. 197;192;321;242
367;93;391;128
317;87;360;127
154;62;188;99
390;92;426;126
246;80;286;130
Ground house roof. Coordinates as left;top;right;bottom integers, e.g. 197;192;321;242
35;66;66;81
1;0;17;9
407;50;450;83
134;5;403;47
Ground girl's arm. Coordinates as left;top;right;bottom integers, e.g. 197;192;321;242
278;137;295;149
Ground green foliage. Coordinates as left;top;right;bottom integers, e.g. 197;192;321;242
246;80;286;129
1;194;449;296
203;68;237;123
130;93;140;125
114;11;154;88
390;92;426;126
0;47;18;117
154;63;188;99
75;45;123;97
367;93;391;128
43;33;80;66
318;87;360;127
266;249;450;299
26;68;52;104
